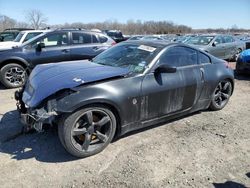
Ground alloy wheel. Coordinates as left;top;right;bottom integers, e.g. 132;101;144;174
4;66;26;87
70;109;112;152
213;81;232;108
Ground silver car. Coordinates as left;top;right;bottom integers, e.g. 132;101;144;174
186;35;245;60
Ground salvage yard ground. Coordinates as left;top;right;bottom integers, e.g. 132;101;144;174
0;62;249;188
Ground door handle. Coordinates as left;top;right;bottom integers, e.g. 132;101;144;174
200;68;205;83
61;49;70;53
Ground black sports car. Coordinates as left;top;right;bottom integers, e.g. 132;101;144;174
15;41;234;158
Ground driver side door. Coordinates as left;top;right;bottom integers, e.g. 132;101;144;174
24;32;71;68
141;46;204;121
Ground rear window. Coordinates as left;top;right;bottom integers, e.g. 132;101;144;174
72;32;98;44
224;36;235;43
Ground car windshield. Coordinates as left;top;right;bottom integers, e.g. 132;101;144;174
21;32;47;47
93;43;159;73
14;32;24;42
186;36;214;45
0;32;17;41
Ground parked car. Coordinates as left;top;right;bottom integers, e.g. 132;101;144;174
128;35;144;41
0;30;49;50
0;28;34;42
236;35;250;50
141;35;164;41
0;29;115;88
175;35;196;43
129;35;164;41
235;49;250;74
186;34;245;60
102;30;127;43
15;41;234;158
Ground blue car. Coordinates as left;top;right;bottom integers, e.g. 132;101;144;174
236;49;250;74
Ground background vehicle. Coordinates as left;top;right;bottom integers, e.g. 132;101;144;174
128;35;144;40
0;30;49;50
15;41;234;158
236;49;250;74
0;29;115;88
102;30;128;43
236;35;250;49
186;34;245;60
0;28;34;42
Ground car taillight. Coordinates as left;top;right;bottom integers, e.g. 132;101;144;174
111;42;116;46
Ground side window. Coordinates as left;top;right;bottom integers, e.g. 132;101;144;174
214;36;224;45
225;36;234;43
34;32;68;47
199;52;211;64
23;32;42;42
159;46;198;67
92;34;98;43
99;36;108;43
72;32;92;44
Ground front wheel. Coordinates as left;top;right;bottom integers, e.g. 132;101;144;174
0;63;27;88
209;80;232;111
58;106;117;158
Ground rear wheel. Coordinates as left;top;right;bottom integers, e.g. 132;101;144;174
209;80;232;111
58;106;116;158
0;63;27;88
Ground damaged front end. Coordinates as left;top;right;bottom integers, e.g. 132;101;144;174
15;89;58;132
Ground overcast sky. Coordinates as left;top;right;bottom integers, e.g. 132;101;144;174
0;0;250;29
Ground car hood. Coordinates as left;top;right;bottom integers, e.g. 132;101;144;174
22;60;130;107
0;41;21;49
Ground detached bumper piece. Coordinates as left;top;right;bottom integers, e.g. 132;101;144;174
15;90;58;132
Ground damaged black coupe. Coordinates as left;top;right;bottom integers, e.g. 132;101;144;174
15;41;234;158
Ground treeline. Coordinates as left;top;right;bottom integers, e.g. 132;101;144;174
52;20;192;34
1;14;250;35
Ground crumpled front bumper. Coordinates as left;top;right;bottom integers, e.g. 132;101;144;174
15;90;57;132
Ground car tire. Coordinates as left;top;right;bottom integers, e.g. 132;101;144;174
209;80;232;111
58;106;117;158
0;63;27;88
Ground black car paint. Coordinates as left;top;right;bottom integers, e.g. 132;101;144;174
17;42;234;137
0;30;111;70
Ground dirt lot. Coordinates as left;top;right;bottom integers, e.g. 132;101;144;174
0;63;249;188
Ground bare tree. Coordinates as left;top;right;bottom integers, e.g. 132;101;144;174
0;15;16;31
25;9;47;29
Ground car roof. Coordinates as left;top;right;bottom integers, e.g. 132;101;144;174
20;30;50;33
49;29;106;35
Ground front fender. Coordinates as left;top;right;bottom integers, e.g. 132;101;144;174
56;76;143;126
0;56;29;68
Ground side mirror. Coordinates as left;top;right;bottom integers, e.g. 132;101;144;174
36;42;45;51
154;64;177;74
212;42;216;47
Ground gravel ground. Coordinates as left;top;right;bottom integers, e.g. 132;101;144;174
0;63;249;188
